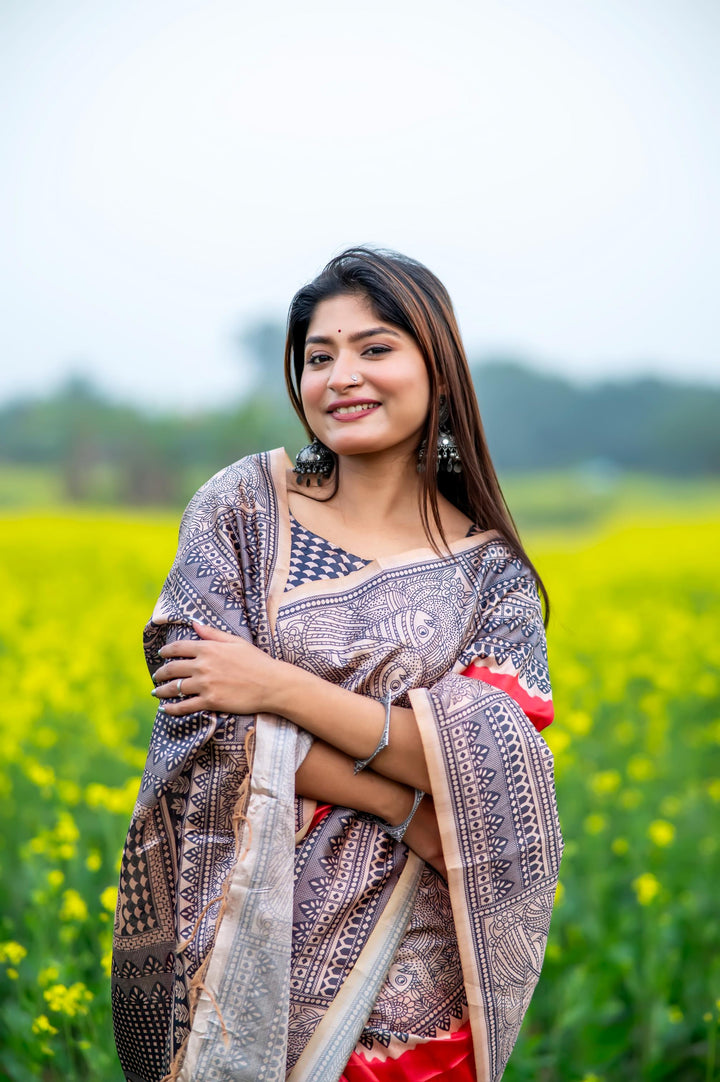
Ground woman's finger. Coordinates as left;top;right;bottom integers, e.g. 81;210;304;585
159;690;204;717
193;621;238;643
158;639;201;660
152;676;197;700
153;659;195;683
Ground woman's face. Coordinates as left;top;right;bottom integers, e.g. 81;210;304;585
300;293;431;462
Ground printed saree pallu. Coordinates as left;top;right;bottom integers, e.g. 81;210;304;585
112;449;563;1082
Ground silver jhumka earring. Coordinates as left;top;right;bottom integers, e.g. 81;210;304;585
417;396;462;474
293;437;335;486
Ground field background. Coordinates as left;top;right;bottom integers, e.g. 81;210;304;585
0;472;719;1081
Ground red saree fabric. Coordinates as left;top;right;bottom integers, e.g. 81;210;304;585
341;1022;476;1081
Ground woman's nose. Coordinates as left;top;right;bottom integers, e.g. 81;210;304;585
327;351;362;391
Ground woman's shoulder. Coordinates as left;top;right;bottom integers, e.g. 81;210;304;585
199;450;272;495
178;450;280;535
465;529;537;592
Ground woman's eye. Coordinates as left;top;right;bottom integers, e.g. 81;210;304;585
364;345;391;357
305;353;332;366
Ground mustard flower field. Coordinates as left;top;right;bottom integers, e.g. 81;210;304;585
0;497;718;1081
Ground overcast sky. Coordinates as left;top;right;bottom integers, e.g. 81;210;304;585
1;0;718;409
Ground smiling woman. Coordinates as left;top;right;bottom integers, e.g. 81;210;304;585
112;247;562;1082
300;298;430;468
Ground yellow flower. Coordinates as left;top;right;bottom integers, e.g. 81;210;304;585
43;982;93;1018
667;1006;683;1024
56;780;81;805
648;819;675;848
55;811;79;844
38;965;60;988
566;711;592;736
590;770;621;795
60;889;89;923
611;837;629;856
584;813;606;836
627;756;655;782
547;728;571;756
708;779;720;803
47;869;64;889
554;881;565;906
25;761;55;790
101;949;113;977
0;940;27;966
633;872;661;906
100;885;118;914
85;778;140;816
85;850;102;872
32;1014;59;1036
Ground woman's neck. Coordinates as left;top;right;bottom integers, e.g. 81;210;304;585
287;445;473;559
330;449;422;528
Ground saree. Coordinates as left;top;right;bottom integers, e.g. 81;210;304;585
112;449;563;1082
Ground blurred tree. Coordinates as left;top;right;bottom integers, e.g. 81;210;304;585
471;360;720;476
0;361;716;506
239;318;287;391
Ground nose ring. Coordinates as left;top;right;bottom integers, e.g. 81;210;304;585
350;374;359;383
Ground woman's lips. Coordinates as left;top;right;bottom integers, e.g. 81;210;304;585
327;400;381;422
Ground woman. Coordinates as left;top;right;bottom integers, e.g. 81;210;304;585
112;247;562;1082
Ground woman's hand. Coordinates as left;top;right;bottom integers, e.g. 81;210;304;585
402;796;447;881
153;624;432;795
152;622;285;717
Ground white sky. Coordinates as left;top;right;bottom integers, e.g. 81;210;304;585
1;0;718;409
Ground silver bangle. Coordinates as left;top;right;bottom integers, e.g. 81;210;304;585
354;692;392;774
375;788;425;843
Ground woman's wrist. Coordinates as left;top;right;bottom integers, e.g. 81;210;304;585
270;662;431;795
383;782;417;827
355;763;415;825
266;659;313;717
294;739;414;824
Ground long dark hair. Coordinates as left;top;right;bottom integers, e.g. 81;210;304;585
284;246;549;622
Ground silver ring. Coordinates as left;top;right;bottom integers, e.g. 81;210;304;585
176;678;184;696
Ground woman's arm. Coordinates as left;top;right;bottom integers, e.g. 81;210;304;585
295;739;414;823
153;622;431;793
273;663;431;793
296;740;446;878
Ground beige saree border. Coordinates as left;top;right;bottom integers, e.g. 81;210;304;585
409;687;492;1082
177;712;299;1082
266;448;292;627
287;852;424;1082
